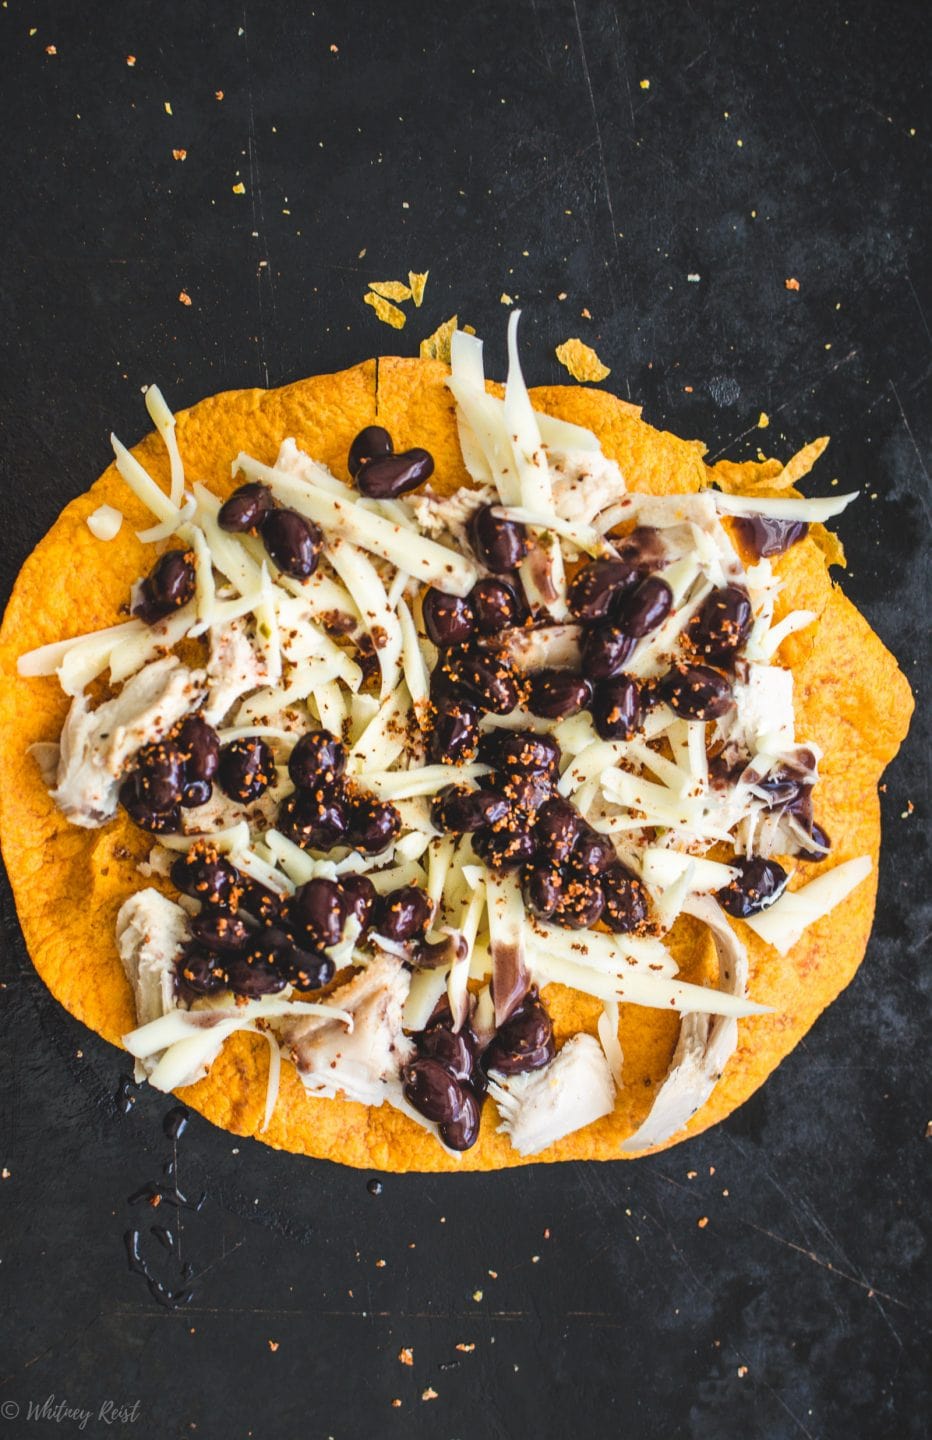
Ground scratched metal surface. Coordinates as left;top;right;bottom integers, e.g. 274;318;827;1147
0;1;929;1436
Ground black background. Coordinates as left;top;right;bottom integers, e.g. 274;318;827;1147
0;2;929;1437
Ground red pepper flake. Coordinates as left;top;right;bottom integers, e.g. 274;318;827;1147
126;55;136;67
45;44;57;55
178;291;192;306
214;89;224;101
267;1340;279;1352
398;1347;413;1366
697;1216;709;1229
785;277;800;291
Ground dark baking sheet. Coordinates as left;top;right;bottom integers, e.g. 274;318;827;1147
0;1;928;1436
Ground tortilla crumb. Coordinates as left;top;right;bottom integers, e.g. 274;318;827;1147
737;1365;748;1377
215;90;224;100
369;280;412;303
785;277;800;291
178;291;192;306
408;271;428;306
164;101;172;115
581;307;592;318
472;1288;483;1301
126;55;136;66
267;1340;279;1352
758;411;769;428
398;1347;413;1366
500;293;514;305
697;1216;709;1228
1;1169;10;1180
45;44;57;55
421;1388;438;1402
640;78;650;89
391;1399;402;1408
232;182;246;195
420;315;458;363
455;1343;475;1353
555;337;611;382
365;291;406;330
172;148;187;162
375;1258;386;1268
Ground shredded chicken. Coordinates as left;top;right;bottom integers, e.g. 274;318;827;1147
52;657;205;827
550;450;625;525
407;483;494;546
489;1033;616;1156
276;951;414;1106
203;617;269;724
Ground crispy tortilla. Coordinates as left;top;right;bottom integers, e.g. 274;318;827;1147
0;358;913;1170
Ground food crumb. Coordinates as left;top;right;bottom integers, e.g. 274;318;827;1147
757;411;769;428
172;148;187;162
455;1343;475;1353
398;1347;414;1367
687;1170;697;1179
1;1168;10;1180
369;279;412;303
420;315;458;362
687;273;701;282
639;78;650;89
164;101;172;115
488;1269;498;1279
178;291;193;307
472;1289;483;1302
126;55;136;66
557;291;568;300
45;44;57;55
581;307;592;318
684;385;694;393
408;271;428;306
737;1365;748;1378
330;43;339;54
531;1255;540;1264
365;291;406;330
500;293;514;305
543;1228;551;1239
900;801;915;818
698;1216;709;1229
267;1340;279;1352
555;337;610;382
421;1388;438;1402
785;277;800;291
375;1259;386;1268
214;90;224;101
232;182;246;195
709;1166;715;1175
391;1399;402;1409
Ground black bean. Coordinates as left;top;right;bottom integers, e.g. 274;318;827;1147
288;729;346;789
484;993;555;1075
345;792;402;854
338;873;378;930
287;877;348;948
613;575;673;638
567;559;638;622
472;824;536;870
357;448;434;498
217;481;274;533
658;664;733;721
581;623;638;680
225;949;288;998
180;778;212;808
174;715;221;782
795;822;831;863
134;740;186;812
616;525;667;573
471;577;523;634
119;775;181;833
403;1058;468;1125
441;646;521;716
133;549;196;625
418;1026;475;1083
431;784;510;834
428;694;481;765
480;729;561;776
348;424;393;478
534;796;581;865
689;584;753;662
591;675;642;740
277;788;350;850
238;879;282;926
170;848;240;907
717;856;788;918
189;909;250;953
422;588;476;648
732;515;809;560
550;872;605;929
440;1090;482;1151
176;946;228;998
573;822;616;875
377;885;432;943
522;865;564;919
259;507;322;579
218;737;276;802
278;936;335;990
602;863;649;932
755;772;805;809
467;504;530;572
526;670;593;720
491;769;555;813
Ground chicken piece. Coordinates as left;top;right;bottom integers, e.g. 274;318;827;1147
488;1033;616;1156
203;617;269;725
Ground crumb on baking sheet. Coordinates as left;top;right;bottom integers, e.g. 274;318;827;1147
420;315;458;362
555;337;611;382
369;280;412;303
365;291;406;329
408;271;428;306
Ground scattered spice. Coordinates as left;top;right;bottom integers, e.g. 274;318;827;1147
375;1258;386;1268
364;291;406;330
398;1347;413;1366
555;338;610;383
164;101;172;115
420;314;458;363
178;291;192;307
737;1365;748;1377
500;293;514;305
126;55;136;67
785;277;800;291
757;412;770;428
268;1340;279;1352
214;90;224;101
697;1216;709;1229
408;271;428;306
391;1399;402;1409
45;44;57;55
1;1168;10;1180
455;1343;475;1353
472;1288;483;1302
640;78;650;89
421;1388;438;1402
172;148;187;162
581;307;592;319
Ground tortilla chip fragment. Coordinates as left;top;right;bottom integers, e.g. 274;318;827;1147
232;182;245;195
419;315;458;363
178;291;192;306
785;277;800;291
408;271;428;307
368;280;412;304
364;292;406;330
555;338;611;383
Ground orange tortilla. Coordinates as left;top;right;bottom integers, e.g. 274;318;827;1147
0;358;913;1170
